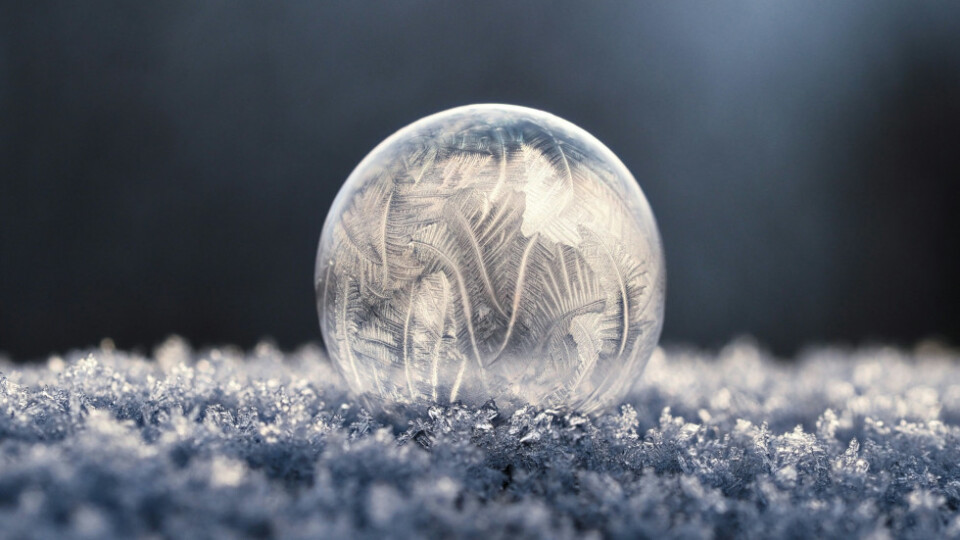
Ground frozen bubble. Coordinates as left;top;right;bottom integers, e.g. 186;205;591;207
315;104;665;413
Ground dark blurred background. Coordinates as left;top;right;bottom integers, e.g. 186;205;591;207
2;2;959;361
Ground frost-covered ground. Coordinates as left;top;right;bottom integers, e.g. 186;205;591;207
2;338;960;539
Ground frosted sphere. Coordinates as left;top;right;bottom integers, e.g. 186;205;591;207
316;104;665;414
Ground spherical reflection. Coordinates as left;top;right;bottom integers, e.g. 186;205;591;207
316;104;664;413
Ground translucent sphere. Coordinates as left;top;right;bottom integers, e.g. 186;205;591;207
316;104;664;414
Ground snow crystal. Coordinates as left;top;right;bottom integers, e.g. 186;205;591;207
1;337;959;538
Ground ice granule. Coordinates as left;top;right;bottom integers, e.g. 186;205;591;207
1;337;959;538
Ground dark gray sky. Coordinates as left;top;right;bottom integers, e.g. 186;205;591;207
2;2;959;360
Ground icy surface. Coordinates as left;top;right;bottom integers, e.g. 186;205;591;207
316;104;665;414
2;338;960;538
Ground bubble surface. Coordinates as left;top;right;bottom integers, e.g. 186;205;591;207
316;104;664;413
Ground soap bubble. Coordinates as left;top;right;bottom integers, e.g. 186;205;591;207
316;104;664;414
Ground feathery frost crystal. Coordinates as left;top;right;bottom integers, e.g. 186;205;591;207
315;104;664;412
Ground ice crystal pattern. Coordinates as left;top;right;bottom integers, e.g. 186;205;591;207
316;104;665;412
3;339;960;538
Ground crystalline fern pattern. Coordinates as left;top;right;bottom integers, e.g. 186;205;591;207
316;105;665;412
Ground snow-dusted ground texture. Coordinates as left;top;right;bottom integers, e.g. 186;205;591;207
2;338;960;539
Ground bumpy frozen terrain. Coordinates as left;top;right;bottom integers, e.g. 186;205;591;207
1;338;959;538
